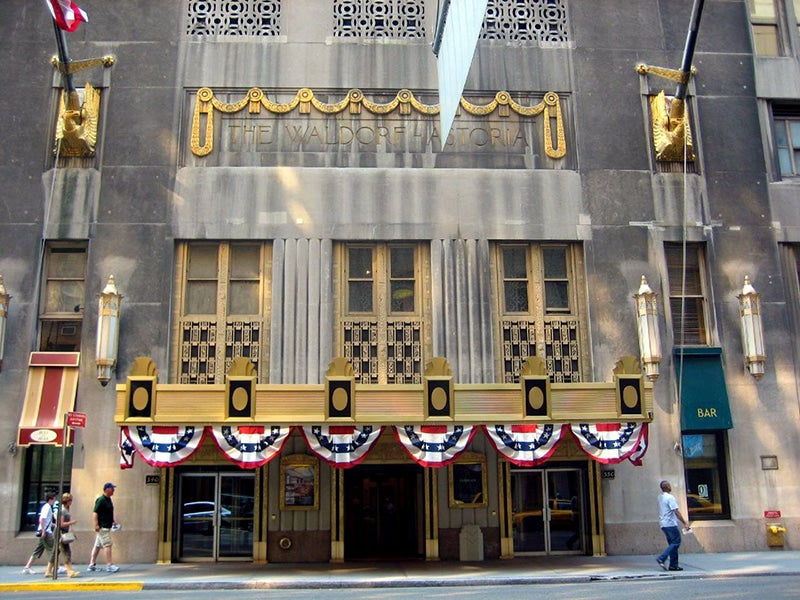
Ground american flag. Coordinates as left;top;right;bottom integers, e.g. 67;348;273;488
45;0;88;32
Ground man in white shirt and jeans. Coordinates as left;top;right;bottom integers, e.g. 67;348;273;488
656;480;690;571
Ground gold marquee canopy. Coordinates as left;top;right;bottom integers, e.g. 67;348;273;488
115;356;652;469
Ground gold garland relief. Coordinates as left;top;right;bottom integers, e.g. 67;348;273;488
190;88;567;159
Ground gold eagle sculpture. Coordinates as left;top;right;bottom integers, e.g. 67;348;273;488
650;90;694;162
55;82;100;157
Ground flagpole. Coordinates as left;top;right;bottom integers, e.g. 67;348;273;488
674;0;705;101
52;19;77;99
431;0;451;57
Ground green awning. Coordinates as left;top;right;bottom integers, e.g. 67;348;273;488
674;347;733;431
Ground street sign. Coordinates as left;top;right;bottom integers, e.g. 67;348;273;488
66;411;86;428
764;510;781;519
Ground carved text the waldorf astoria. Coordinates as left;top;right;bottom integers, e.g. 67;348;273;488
224;117;529;152
184;88;568;168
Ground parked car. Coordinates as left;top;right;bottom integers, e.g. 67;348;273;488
25;498;62;530
182;501;231;534
687;494;722;516
513;498;576;530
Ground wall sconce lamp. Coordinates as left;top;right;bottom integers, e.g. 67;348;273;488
634;275;661;381
0;275;10;373
737;276;766;380
96;275;122;386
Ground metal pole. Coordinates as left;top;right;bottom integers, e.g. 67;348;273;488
53;414;69;580
674;0;705;100
432;0;451;57
52;20;75;94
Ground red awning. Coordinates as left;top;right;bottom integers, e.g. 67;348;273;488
17;352;80;446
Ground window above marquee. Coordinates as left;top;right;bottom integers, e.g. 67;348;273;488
173;242;272;384
748;0;800;57
773;106;800;178
337;242;430;385
665;243;711;347
495;242;587;384
39;244;87;353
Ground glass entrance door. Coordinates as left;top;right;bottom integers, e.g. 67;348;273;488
511;467;585;555
177;472;255;561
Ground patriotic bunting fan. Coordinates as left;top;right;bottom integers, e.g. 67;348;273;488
483;423;566;467
394;425;475;467
122;425;205;467
302;425;383;467
570;422;647;464
210;425;292;469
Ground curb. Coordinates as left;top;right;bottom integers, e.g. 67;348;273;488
2;570;799;592
130;572;781;590
0;582;143;592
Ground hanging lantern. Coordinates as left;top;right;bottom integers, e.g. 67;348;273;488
96;275;122;385
737;276;766;380
633;275;661;381
0;275;10;373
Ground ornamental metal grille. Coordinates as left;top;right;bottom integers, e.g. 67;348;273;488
186;0;281;36
544;319;581;382
333;0;426;38
342;320;422;383
481;0;569;42
225;321;261;373
501;319;537;383
386;321;422;384
180;321;218;384
343;320;379;384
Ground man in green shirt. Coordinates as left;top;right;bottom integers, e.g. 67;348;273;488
87;483;120;573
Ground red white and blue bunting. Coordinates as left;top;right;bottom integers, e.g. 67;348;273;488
570;422;648;464
302;425;383;467
118;421;649;470
393;425;476;467
119;428;136;469
121;425;206;468
626;423;648;466
483;424;567;467
210;425;292;469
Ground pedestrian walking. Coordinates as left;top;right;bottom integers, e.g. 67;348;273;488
87;482;120;573
656;480;690;571
49;493;80;578
21;492;56;575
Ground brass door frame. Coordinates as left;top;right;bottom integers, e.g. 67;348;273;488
331;432;433;562
499;453;604;558
158;464;265;564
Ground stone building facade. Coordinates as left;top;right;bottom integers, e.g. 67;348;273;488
0;0;798;564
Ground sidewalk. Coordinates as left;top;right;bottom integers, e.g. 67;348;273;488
1;551;798;591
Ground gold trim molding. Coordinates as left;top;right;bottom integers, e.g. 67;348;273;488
51;55;116;75
190;87;567;159
115;356;652;427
